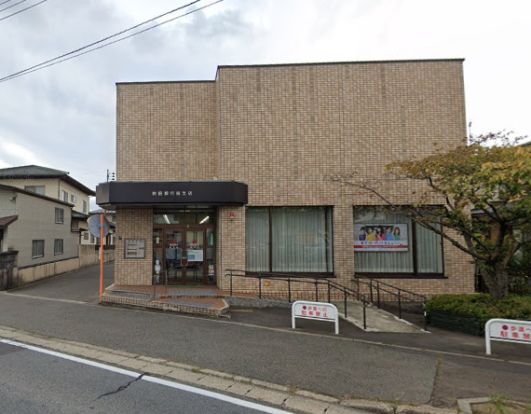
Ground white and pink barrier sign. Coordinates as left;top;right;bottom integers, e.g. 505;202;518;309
291;301;339;335
485;318;531;355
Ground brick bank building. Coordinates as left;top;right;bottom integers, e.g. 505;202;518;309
96;59;474;297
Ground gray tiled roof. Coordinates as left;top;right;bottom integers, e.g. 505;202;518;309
0;165;95;196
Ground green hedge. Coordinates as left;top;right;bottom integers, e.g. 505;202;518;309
426;294;531;335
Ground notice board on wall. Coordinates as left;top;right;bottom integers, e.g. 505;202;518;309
124;239;145;259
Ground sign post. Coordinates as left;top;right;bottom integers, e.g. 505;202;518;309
87;213;110;303
99;213;104;302
292;301;339;334
485;318;531;355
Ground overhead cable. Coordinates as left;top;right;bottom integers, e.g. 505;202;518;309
0;0;223;83
0;0;47;22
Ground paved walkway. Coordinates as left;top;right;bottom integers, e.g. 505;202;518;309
2;264;530;409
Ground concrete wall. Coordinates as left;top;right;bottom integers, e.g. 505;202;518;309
114;60;474;295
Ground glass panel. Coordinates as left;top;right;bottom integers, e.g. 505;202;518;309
186;230;204;284
246;208;270;272
153;229;164;284
165;230;183;284
354;208;414;273
206;227;215;283
272;207;329;272
415;222;443;273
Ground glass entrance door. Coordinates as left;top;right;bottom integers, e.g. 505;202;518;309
154;225;215;285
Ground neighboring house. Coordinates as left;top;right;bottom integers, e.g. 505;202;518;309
0;166;110;288
0;184;79;285
0;165;96;242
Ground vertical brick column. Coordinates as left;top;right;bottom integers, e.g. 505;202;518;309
217;206;245;290
333;204;354;284
115;208;153;285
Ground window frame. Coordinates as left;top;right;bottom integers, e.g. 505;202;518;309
24;185;45;195
32;240;45;259
62;190;68;202
353;206;445;279
54;239;64;256
55;207;64;224
246;206;334;277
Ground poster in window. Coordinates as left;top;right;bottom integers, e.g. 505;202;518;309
187;249;204;262
124;239;146;258
353;224;408;252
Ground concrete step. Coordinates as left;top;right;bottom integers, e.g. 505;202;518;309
102;284;229;317
333;301;425;333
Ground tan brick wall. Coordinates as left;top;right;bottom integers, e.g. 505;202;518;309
115;208;152;285
115;60;474;295
117;82;218;181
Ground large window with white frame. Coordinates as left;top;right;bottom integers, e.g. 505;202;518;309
353;206;443;277
246;207;333;275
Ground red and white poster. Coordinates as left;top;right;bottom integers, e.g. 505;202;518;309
354;223;409;252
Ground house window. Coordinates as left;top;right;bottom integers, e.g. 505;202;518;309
32;240;45;258
83;200;88;213
246;207;333;274
24;185;45;195
83;232;89;240
70;194;76;203
62;190;68;202
55;208;64;224
353;207;443;276
54;239;64;255
90;234;95;244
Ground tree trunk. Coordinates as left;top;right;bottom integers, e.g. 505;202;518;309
480;264;509;300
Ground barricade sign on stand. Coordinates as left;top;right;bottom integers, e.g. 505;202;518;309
485;318;531;355
292;301;339;334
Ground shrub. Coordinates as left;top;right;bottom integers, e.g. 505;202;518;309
426;294;531;335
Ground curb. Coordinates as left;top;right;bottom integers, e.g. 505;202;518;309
0;325;456;414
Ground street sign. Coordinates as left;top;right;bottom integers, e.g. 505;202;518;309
292;301;339;334
485;318;531;355
87;214;110;238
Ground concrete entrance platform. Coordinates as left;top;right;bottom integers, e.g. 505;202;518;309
102;284;229;317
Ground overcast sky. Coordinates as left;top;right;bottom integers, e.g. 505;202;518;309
1;0;530;198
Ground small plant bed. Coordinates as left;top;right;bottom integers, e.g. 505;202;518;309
426;294;531;336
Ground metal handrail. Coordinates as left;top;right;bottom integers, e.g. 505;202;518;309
353;276;427;330
225;269;369;330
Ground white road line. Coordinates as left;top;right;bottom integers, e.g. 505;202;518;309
0;339;293;414
1;292;88;305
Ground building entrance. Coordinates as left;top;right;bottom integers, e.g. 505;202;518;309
153;210;216;285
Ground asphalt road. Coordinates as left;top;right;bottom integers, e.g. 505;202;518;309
8;263;114;303
0;342;288;414
1;264;530;406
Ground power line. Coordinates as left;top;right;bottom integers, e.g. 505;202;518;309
0;0;26;13
0;0;205;83
0;0;15;7
1;0;225;83
0;0;47;22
